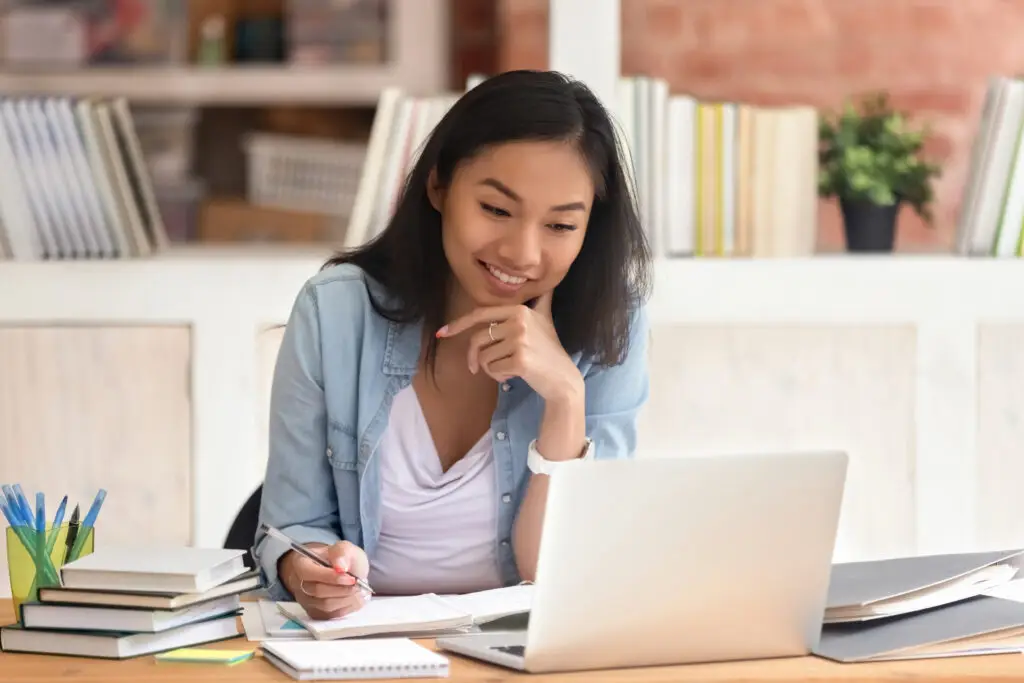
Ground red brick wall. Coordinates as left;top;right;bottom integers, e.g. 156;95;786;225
479;0;1017;253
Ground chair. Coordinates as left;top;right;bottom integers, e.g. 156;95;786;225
223;484;263;569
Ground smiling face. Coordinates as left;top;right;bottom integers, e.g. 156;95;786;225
429;140;594;315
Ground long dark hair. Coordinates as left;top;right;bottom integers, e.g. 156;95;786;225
326;69;651;368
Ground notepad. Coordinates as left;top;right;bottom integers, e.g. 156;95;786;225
277;585;533;640
263;638;449;680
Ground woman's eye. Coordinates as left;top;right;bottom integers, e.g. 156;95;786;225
480;202;510;217
549;223;577;232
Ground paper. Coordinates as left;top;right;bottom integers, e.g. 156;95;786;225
827;563;1019;623
155;647;254;664
278;594;474;639
438;584;534;623
240;601;312;642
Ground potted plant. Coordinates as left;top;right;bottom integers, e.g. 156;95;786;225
818;92;941;252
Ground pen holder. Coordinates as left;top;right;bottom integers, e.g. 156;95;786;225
6;524;95;620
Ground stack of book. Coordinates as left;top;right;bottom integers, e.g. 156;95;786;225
0;546;261;659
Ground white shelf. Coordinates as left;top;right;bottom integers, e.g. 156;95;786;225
0;0;450;105
0;65;436;105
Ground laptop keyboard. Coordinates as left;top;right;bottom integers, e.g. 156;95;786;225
491;645;525;657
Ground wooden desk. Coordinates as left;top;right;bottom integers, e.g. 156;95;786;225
3;600;1024;682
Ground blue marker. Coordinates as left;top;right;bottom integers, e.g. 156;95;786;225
35;492;45;534
81;489;106;530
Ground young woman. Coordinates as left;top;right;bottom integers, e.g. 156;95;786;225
253;69;653;620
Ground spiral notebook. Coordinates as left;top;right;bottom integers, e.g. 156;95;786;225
262;638;450;680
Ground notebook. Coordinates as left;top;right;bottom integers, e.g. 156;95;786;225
60;546;248;594
262;638;450;680
814;595;1024;662
824;549;1024;623
0;612;239;659
277;585;533;640
38;569;261;610
20;594;240;633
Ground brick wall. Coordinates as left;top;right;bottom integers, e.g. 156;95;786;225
450;0;1019;253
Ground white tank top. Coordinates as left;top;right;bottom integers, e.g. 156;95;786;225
367;384;503;595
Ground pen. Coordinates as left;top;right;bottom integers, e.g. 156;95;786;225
68;489;105;563
259;523;374;595
63;504;80;565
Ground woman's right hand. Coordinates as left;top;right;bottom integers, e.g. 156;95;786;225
279;541;370;620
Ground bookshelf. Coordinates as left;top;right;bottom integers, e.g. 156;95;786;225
0;0;449;106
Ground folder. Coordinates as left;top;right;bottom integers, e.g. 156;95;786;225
814;595;1024;662
824;548;1024;623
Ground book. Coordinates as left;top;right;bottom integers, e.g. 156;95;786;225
20;593;241;633
277;584;534;640
262;638;450;680
0;612;239;659
60;546;248;594
37;569;261;610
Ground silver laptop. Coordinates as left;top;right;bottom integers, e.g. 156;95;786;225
436;450;848;673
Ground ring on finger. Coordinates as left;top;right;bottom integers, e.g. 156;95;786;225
488;321;498;343
299;579;314;597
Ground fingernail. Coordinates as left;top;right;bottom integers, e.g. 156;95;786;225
436;325;448;338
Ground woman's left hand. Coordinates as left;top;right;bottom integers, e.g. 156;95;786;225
437;292;583;403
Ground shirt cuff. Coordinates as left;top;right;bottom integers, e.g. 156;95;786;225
253;525;342;601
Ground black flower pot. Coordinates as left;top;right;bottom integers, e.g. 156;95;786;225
840;198;901;252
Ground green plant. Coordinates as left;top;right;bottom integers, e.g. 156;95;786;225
818;92;942;223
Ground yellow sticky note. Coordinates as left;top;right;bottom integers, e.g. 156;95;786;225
155;648;254;665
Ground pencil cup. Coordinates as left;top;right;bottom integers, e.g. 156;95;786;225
6;524;95;620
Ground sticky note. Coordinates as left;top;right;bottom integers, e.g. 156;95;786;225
281;619;305;630
155;647;255;665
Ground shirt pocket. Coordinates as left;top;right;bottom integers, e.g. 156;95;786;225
326;432;362;539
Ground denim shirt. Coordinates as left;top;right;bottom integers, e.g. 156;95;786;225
252;263;650;600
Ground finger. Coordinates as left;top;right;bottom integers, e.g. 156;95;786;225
466;322;507;374
300;580;363;600
484;353;521;382
296;555;354;586
478;339;517;377
437;306;519;338
305;591;367;620
326;542;355;573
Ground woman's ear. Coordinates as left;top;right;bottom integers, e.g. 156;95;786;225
426;168;445;213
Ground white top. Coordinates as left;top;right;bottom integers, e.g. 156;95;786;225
367;385;503;595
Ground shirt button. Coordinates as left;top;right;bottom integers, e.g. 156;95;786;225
500;539;510;547
496;431;506;441
501;383;511;392
502;494;511;504
326;447;333;458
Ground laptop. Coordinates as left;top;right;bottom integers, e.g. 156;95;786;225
436;450;848;673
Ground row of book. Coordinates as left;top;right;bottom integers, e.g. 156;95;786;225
0;96;169;261
955;76;1024;256
343;74;820;259
0;546;259;658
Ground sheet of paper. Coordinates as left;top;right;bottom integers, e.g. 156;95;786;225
438;584;534;622
277;593;470;636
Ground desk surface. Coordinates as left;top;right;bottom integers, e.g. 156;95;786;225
3;601;1024;682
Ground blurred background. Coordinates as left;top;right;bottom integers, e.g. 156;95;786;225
1;0;1022;597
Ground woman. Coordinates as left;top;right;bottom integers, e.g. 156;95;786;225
253;69;653;620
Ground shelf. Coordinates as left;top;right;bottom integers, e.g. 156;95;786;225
0;65;437;105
